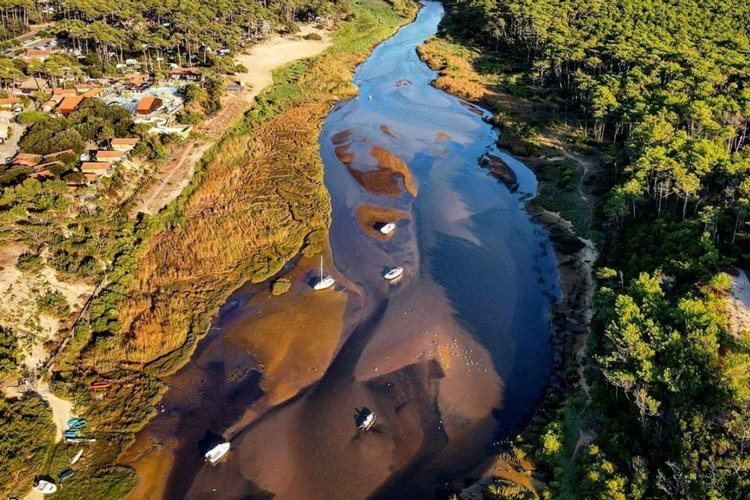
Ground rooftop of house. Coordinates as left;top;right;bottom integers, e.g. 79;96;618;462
34;161;64;171
170;67;201;74
80;162;112;171
13;153;43;166
136;96;161;113
111;138;140;145
52;88;77;96
45;149;76;159
81;88;102;98
0;97;21;105
19;76;49;90
95;150;125;158
25;49;51;57
58;95;85;113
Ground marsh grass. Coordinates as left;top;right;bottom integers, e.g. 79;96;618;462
46;2;418;498
107;0;416;374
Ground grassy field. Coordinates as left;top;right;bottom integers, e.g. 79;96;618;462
34;1;417;498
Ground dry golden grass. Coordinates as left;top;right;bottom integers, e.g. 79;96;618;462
417;37;489;102
418;36;557;126
115;102;332;369
94;0;419;376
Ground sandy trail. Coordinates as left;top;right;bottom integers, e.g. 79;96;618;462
132;25;331;218
22;383;73;500
728;269;750;338
234;25;331;99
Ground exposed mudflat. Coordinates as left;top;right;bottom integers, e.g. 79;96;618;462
124;3;559;499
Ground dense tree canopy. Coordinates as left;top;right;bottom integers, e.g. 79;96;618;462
442;0;750;498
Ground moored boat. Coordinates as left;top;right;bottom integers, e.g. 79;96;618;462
204;442;230;465
379;222;395;235
383;266;403;280
33;479;57;494
355;408;376;431
70;449;84;464
67;418;87;429
313;255;335;290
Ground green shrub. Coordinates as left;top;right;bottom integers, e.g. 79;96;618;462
271;277;292;296
301;229;326;257
37;290;71;317
304;32;323;41
176;111;203;125
51;250;100;279
0;327;19;376
16;110;48;125
0;397;54;497
15;252;44;274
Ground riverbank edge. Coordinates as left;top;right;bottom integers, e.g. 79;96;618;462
29;2;420;499
416;23;598;495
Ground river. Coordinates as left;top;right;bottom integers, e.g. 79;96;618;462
122;3;560;499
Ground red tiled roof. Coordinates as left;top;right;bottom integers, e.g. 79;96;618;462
13;153;42;166
95;150;125;159
81;87;102;98
52;88;77;96
34;161;64;171
136;96;161;114
111;138;139;146
45;149;75;159
0;97;21;106
25;49;51;57
170;67;201;75
30;169;54;179
58;96;84;114
80;162;111;172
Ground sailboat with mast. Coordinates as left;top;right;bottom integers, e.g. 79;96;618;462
313;255;335;290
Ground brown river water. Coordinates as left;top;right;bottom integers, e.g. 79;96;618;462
121;3;560;499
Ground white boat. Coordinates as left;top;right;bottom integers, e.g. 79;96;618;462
70;449;84;464
33;479;57;494
313;255;335;290
379;222;396;235
204;442;230;465
358;411;376;431
383;267;403;281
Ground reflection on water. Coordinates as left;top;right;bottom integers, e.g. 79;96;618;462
124;3;560;500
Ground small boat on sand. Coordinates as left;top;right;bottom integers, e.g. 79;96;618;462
379;222;395;235
383;266;403;281
355;408;376;431
33;479;57;494
67;418;87;429
70;449;84;464
314;255;335;290
205;442;230;465
58;469;74;482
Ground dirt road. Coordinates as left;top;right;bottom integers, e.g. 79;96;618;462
131;26;331;218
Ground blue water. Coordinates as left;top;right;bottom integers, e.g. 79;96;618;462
136;4;561;499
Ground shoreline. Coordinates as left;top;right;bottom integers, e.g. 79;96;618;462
10;2;422;500
109;2;421;499
416;25;598;496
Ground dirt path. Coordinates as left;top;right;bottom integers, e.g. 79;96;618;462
131;26;331;218
21;383;73;500
234;25;331;98
728;269;750;338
